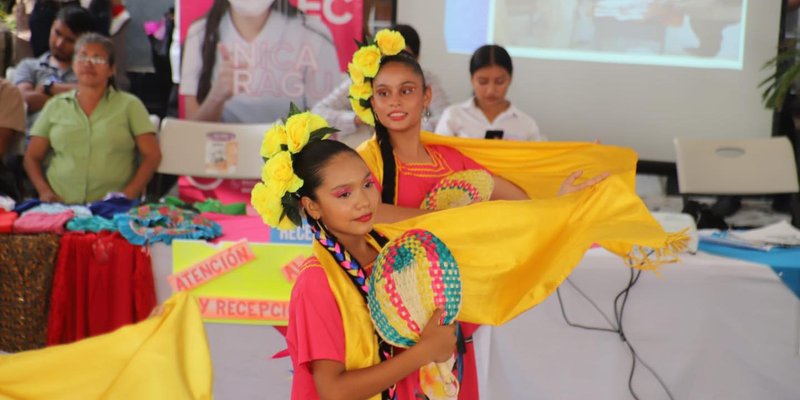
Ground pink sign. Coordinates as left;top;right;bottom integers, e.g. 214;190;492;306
280;255;307;283
178;0;362;71
198;297;290;322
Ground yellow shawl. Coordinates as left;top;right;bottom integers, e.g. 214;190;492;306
308;238;386;400
356;131;639;199
310;133;684;398
353;132;686;324
0;293;213;399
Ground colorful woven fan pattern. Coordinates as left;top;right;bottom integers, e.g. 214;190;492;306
367;229;462;399
367;229;462;348
421;169;495;211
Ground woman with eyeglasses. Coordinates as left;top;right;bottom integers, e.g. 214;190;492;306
24;33;162;204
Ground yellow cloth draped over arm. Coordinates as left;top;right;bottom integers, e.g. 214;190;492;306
307;240;387;400
357;132;687;326
356;131;639;198
0;292;213;400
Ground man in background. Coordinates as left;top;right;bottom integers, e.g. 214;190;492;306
13;5;95;131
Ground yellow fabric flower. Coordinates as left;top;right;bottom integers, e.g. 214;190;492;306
261;123;287;159
349;80;372;101
285;111;329;153
352;45;381;78
262;151;304;195
375;29;406;56
348;62;365;85
350;98;375;126
250;182;283;226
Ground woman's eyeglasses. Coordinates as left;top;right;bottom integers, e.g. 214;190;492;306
75;55;109;66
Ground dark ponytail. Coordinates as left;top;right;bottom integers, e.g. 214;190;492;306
469;44;513;76
196;0;228;103
306;214;392;399
375;122;397;204
196;0;301;103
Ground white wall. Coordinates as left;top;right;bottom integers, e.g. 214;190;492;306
399;1;781;162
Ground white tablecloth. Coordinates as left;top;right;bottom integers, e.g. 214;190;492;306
150;245;800;400
474;248;800;400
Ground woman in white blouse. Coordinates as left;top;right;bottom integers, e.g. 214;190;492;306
436;44;543;141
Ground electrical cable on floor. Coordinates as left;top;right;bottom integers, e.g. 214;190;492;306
556;255;674;400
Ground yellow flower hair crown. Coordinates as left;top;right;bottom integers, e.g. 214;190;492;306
348;29;406;126
252;103;339;230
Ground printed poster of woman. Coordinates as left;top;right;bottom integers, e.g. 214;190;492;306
175;0;362;203
179;0;362;123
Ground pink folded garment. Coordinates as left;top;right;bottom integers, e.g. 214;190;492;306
14;210;75;234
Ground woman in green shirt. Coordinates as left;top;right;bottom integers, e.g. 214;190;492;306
24;33;162;204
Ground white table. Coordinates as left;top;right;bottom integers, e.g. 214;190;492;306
150;245;800;400
473;248;800;400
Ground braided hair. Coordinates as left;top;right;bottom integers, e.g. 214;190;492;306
293;139;395;399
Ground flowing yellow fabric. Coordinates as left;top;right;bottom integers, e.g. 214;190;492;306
305;133;684;394
307;240;383;400
356;131;639;199
0;292;213;400
375;176;686;325
356;132;687;325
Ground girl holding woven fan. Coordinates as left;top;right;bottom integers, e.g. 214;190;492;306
253;107;460;399
253;102;688;399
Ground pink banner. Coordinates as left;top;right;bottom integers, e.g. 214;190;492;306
178;0;362;71
280;255;307;283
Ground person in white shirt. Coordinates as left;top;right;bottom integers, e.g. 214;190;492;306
312;24;449;148
180;0;342;123
436;44;543;141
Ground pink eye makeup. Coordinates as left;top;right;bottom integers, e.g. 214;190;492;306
331;187;351;198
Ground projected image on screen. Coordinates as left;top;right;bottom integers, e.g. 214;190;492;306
446;0;746;70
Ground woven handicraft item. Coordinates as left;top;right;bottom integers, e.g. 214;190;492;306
0;234;60;352
420;169;494;211
367;229;462;400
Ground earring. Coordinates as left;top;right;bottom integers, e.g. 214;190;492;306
423;108;432;123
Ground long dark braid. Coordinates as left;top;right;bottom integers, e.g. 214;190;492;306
375;122;398;204
307;216;395;400
293;139;395;399
196;0;300;103
196;0;228;103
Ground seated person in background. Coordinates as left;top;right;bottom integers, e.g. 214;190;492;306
435;44;544;141
0;79;25;158
14;5;97;132
312;24;449;148
24;33;161;204
0;78;26;199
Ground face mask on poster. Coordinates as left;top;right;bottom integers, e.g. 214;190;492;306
228;0;276;18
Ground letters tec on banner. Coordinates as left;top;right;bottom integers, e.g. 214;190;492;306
178;0;362;72
171;240;312;325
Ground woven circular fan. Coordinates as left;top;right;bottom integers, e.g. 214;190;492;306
421;169;494;211
367;229;462;399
